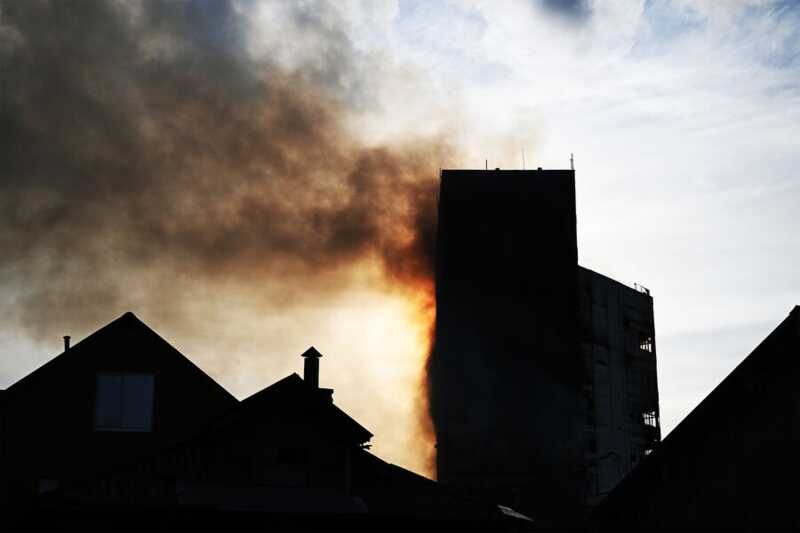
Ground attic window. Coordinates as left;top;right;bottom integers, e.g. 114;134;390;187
94;373;154;432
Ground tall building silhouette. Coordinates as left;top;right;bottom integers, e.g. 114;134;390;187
429;169;659;522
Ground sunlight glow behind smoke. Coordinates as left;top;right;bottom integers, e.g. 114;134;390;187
150;259;437;476
0;0;538;479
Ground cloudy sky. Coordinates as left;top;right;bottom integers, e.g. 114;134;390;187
1;0;798;477
327;0;800;451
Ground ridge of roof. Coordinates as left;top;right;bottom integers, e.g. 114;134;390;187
240;373;303;404
657;306;800;445
600;305;800;508
238;373;372;444
5;311;140;393
5;312;235;404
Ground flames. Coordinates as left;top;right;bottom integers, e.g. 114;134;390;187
405;278;438;478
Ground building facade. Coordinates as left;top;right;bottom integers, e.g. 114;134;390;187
579;268;660;504
430;169;660;522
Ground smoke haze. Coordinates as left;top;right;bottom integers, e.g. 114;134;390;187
0;0;453;474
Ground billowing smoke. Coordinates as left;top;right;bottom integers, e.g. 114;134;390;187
538;0;592;23
0;0;450;475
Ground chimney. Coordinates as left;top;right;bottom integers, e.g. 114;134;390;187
63;335;71;351
300;346;322;388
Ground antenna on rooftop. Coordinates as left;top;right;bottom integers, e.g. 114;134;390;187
485;159;488;171
522;149;526;170
570;153;575;171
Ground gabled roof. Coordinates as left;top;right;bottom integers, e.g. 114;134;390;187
116;372;372;466
595;305;800;515
351;449;512;521
228;373;372;445
650;305;800;455
4;311;235;404
4;312;372;485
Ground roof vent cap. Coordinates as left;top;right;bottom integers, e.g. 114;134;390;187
301;346;322;388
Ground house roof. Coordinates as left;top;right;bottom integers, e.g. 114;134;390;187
4;311;236;404
647;305;799;457
4;313;368;444
595;305;800;515
3;311;372;498
71;370;373;476
227;372;373;445
351;448;514;521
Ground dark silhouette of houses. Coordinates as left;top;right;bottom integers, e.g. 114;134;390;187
429;169;659;524
0;312;531;531
592;305;800;530
0;312;237;517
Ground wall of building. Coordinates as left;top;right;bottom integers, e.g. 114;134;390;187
430;169;586;522
430;169;662;523
578;268;659;505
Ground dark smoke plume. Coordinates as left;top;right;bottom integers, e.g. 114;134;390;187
538;0;592;23
0;0;451;342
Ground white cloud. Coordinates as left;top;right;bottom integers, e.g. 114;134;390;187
324;0;800;436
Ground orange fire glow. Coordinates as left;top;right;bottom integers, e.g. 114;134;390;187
404;278;438;479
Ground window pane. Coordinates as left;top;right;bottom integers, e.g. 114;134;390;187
122;374;154;431
95;374;122;429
